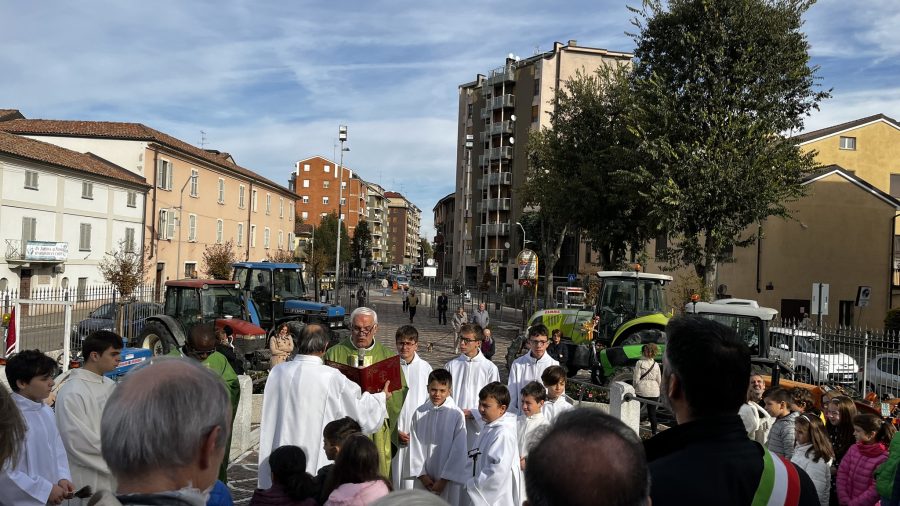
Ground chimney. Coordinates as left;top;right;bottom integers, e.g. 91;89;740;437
568;40;578;47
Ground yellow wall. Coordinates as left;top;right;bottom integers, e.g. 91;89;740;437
801;120;900;193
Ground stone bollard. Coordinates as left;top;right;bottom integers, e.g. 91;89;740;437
609;381;640;436
230;375;253;458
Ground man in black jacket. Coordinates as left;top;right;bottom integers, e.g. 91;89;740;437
644;316;819;506
437;292;449;325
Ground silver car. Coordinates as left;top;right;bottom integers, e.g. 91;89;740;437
862;353;900;398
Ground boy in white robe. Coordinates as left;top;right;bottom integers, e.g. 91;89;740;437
466;382;521;506
444;323;499;450
1;349;74;505
508;324;559;415
517;381;550;471
391;325;433;491
54;331;122;504
541;365;574;423
408;369;469;504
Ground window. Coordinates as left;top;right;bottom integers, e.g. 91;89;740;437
323;196;330;204
79;223;92;251
157;160;173;190
840;136;857;150
252;190;258;212
303;179;310;188
239;185;246;208
218;178;225;204
341;181;347;189
250;225;257;247
279;198;284;218
264;228;270;249
158;209;175;240
301;211;308;220
21;217;36;244
890;174;900;199
288;233;294;248
278;230;284;249
188;214;197;242
323;181;330;189
127;191;137;208
81;181;93;199
655;230;668;259
24;170;39;190
125;228;135;252
324;165;330;173
532;105;540;123
216;220;224;244
320;213;328;218
302;195;309;204
190;169;199;197
184;262;197;278
340;198;346;206
303;164;310;172
266;194;271;215
236;223;244;246
340;213;345;220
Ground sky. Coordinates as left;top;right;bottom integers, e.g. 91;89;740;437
2;0;899;240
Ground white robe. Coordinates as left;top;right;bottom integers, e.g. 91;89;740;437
444;351;499;449
391;353;433;491
0;393;71;506
517;411;550;501
258;354;387;488
507;353;559;414
54;369;117;504
542;395;575;423
407;396;469;505
465;412;521;506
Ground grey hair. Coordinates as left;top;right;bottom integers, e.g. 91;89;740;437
350;306;378;325
100;357;231;477
370;489;450;506
297;324;330;354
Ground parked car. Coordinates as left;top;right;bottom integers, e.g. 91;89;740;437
71;302;163;345
861;353;900;398
396;275;410;289
769;327;859;385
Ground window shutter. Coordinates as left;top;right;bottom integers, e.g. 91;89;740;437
167;211;176;239
167;164;174;190
157;161;165;188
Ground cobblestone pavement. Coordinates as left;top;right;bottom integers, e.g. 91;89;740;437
226;288;524;503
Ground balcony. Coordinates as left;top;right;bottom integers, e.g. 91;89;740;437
476;249;509;262
478;171;512;189
479;121;515;142
479;223;510;237
486;66;516;86
486;94;515;111
477;198;511;213
486;146;513;161
6;239;69;263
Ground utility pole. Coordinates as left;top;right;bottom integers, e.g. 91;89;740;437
334;125;348;305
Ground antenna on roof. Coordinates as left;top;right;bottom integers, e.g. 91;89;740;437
534;45;541;55
199;130;207;148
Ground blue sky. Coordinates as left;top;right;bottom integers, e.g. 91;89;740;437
2;0;899;239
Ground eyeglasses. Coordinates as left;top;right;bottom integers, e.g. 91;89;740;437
528;339;549;346
352;325;375;335
396;341;418;348
460;338;481;344
187;347;216;359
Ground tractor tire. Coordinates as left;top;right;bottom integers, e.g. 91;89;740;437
139;322;175;356
616;328;665;347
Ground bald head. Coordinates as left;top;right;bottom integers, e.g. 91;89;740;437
188;323;217;351
298;323;330;355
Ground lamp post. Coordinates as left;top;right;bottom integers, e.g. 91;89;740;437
334;125;348;304
515;221;526;251
175;172;198;279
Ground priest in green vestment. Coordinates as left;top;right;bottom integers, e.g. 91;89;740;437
324;307;407;478
168;323;241;483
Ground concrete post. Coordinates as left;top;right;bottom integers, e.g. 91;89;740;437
610;381;640;436
230;375;253;458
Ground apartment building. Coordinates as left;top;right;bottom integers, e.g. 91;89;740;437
0;130;148;294
290;156;367;235
385;191;421;267
453;41;633;288
433;193;455;282
0;113;296;295
363;181;389;268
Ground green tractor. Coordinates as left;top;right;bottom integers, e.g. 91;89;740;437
506;270;673;383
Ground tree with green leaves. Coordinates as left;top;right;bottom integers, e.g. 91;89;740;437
419;236;433;264
630;0;830;287
201;240;237;280
312;213;351;274
99;240;149;299
350;219;373;272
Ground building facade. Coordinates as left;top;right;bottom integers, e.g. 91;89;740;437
453;41;633;288
291;156;367;235
0;131;148;294
385;191;421;267
0;114;296;296
363;181;389;269
433;193;455;282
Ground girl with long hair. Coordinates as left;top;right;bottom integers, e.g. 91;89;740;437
250;445;317;506
324;434;391;505
837;413;895;506
792;413;834;505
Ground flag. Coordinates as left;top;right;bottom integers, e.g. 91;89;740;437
5;307;16;356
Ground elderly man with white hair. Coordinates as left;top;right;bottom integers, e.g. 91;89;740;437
259;322;392;488
88;357;230;506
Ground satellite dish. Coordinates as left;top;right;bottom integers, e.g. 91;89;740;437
504;242;511;249
509;137;515;145
510;114;517;122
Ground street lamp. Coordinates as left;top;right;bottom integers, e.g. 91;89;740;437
175;172;198;279
515;221;526;251
334;125;348;304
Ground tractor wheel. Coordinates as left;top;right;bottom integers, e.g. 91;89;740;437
139;322;175;356
616;328;665;347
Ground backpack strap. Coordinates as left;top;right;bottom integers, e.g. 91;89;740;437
752;444;801;506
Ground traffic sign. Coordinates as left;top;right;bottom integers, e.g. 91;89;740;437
856;286;871;308
811;283;829;315
568;273;576;283
517;249;537;280
423;267;437;278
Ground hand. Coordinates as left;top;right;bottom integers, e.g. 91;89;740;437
463;408;473;419
382;380;392;399
432;479;448;495
58;480;75;499
399;431;410;444
48;485;66;505
419;475;435;490
520;457;527;471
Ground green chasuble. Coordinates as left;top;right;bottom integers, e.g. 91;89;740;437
169;348;240;482
324;338;408;479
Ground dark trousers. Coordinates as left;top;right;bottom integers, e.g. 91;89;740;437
409;307;417;322
438;309;447;325
639;395;659;434
402;299;409;312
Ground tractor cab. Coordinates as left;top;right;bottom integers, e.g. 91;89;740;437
592;271;672;346
555;287;587;309
684;301;778;359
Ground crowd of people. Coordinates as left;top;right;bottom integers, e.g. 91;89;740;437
7;298;900;506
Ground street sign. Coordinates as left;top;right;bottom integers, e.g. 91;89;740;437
856;285;871;308
811;283;829;315
423;267;437;278
489;259;499;276
567;273;576;283
517;249;537;280
426;258;435;266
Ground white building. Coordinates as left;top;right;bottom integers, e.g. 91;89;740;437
0;130;148;295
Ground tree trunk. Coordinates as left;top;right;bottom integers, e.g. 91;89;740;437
542;223;568;305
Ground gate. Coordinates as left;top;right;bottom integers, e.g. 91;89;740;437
12;298;74;372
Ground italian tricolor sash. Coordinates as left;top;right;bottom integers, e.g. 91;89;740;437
752;444;801;506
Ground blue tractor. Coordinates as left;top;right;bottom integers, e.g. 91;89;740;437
232;262;350;344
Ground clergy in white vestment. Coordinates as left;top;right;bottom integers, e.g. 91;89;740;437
391;325;433;491
444;323;500;450
407;369;469;505
540;364;575;423
465;382;521;506
54;331;123;504
1;350;73;505
507;324;558;414
258;324;390;489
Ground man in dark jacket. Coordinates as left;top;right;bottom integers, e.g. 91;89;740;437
437;292;449;325
644;316;819;506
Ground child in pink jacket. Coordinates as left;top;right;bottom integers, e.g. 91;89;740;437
324;435;391;506
837;413;895;506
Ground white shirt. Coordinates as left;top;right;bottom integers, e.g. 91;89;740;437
0;393;71;506
444;351;500;449
258;354;387;488
542;395;575;423
407;396;469;504
54;369;117;504
507;353;559;414
466;412;522;506
392;353;433;491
